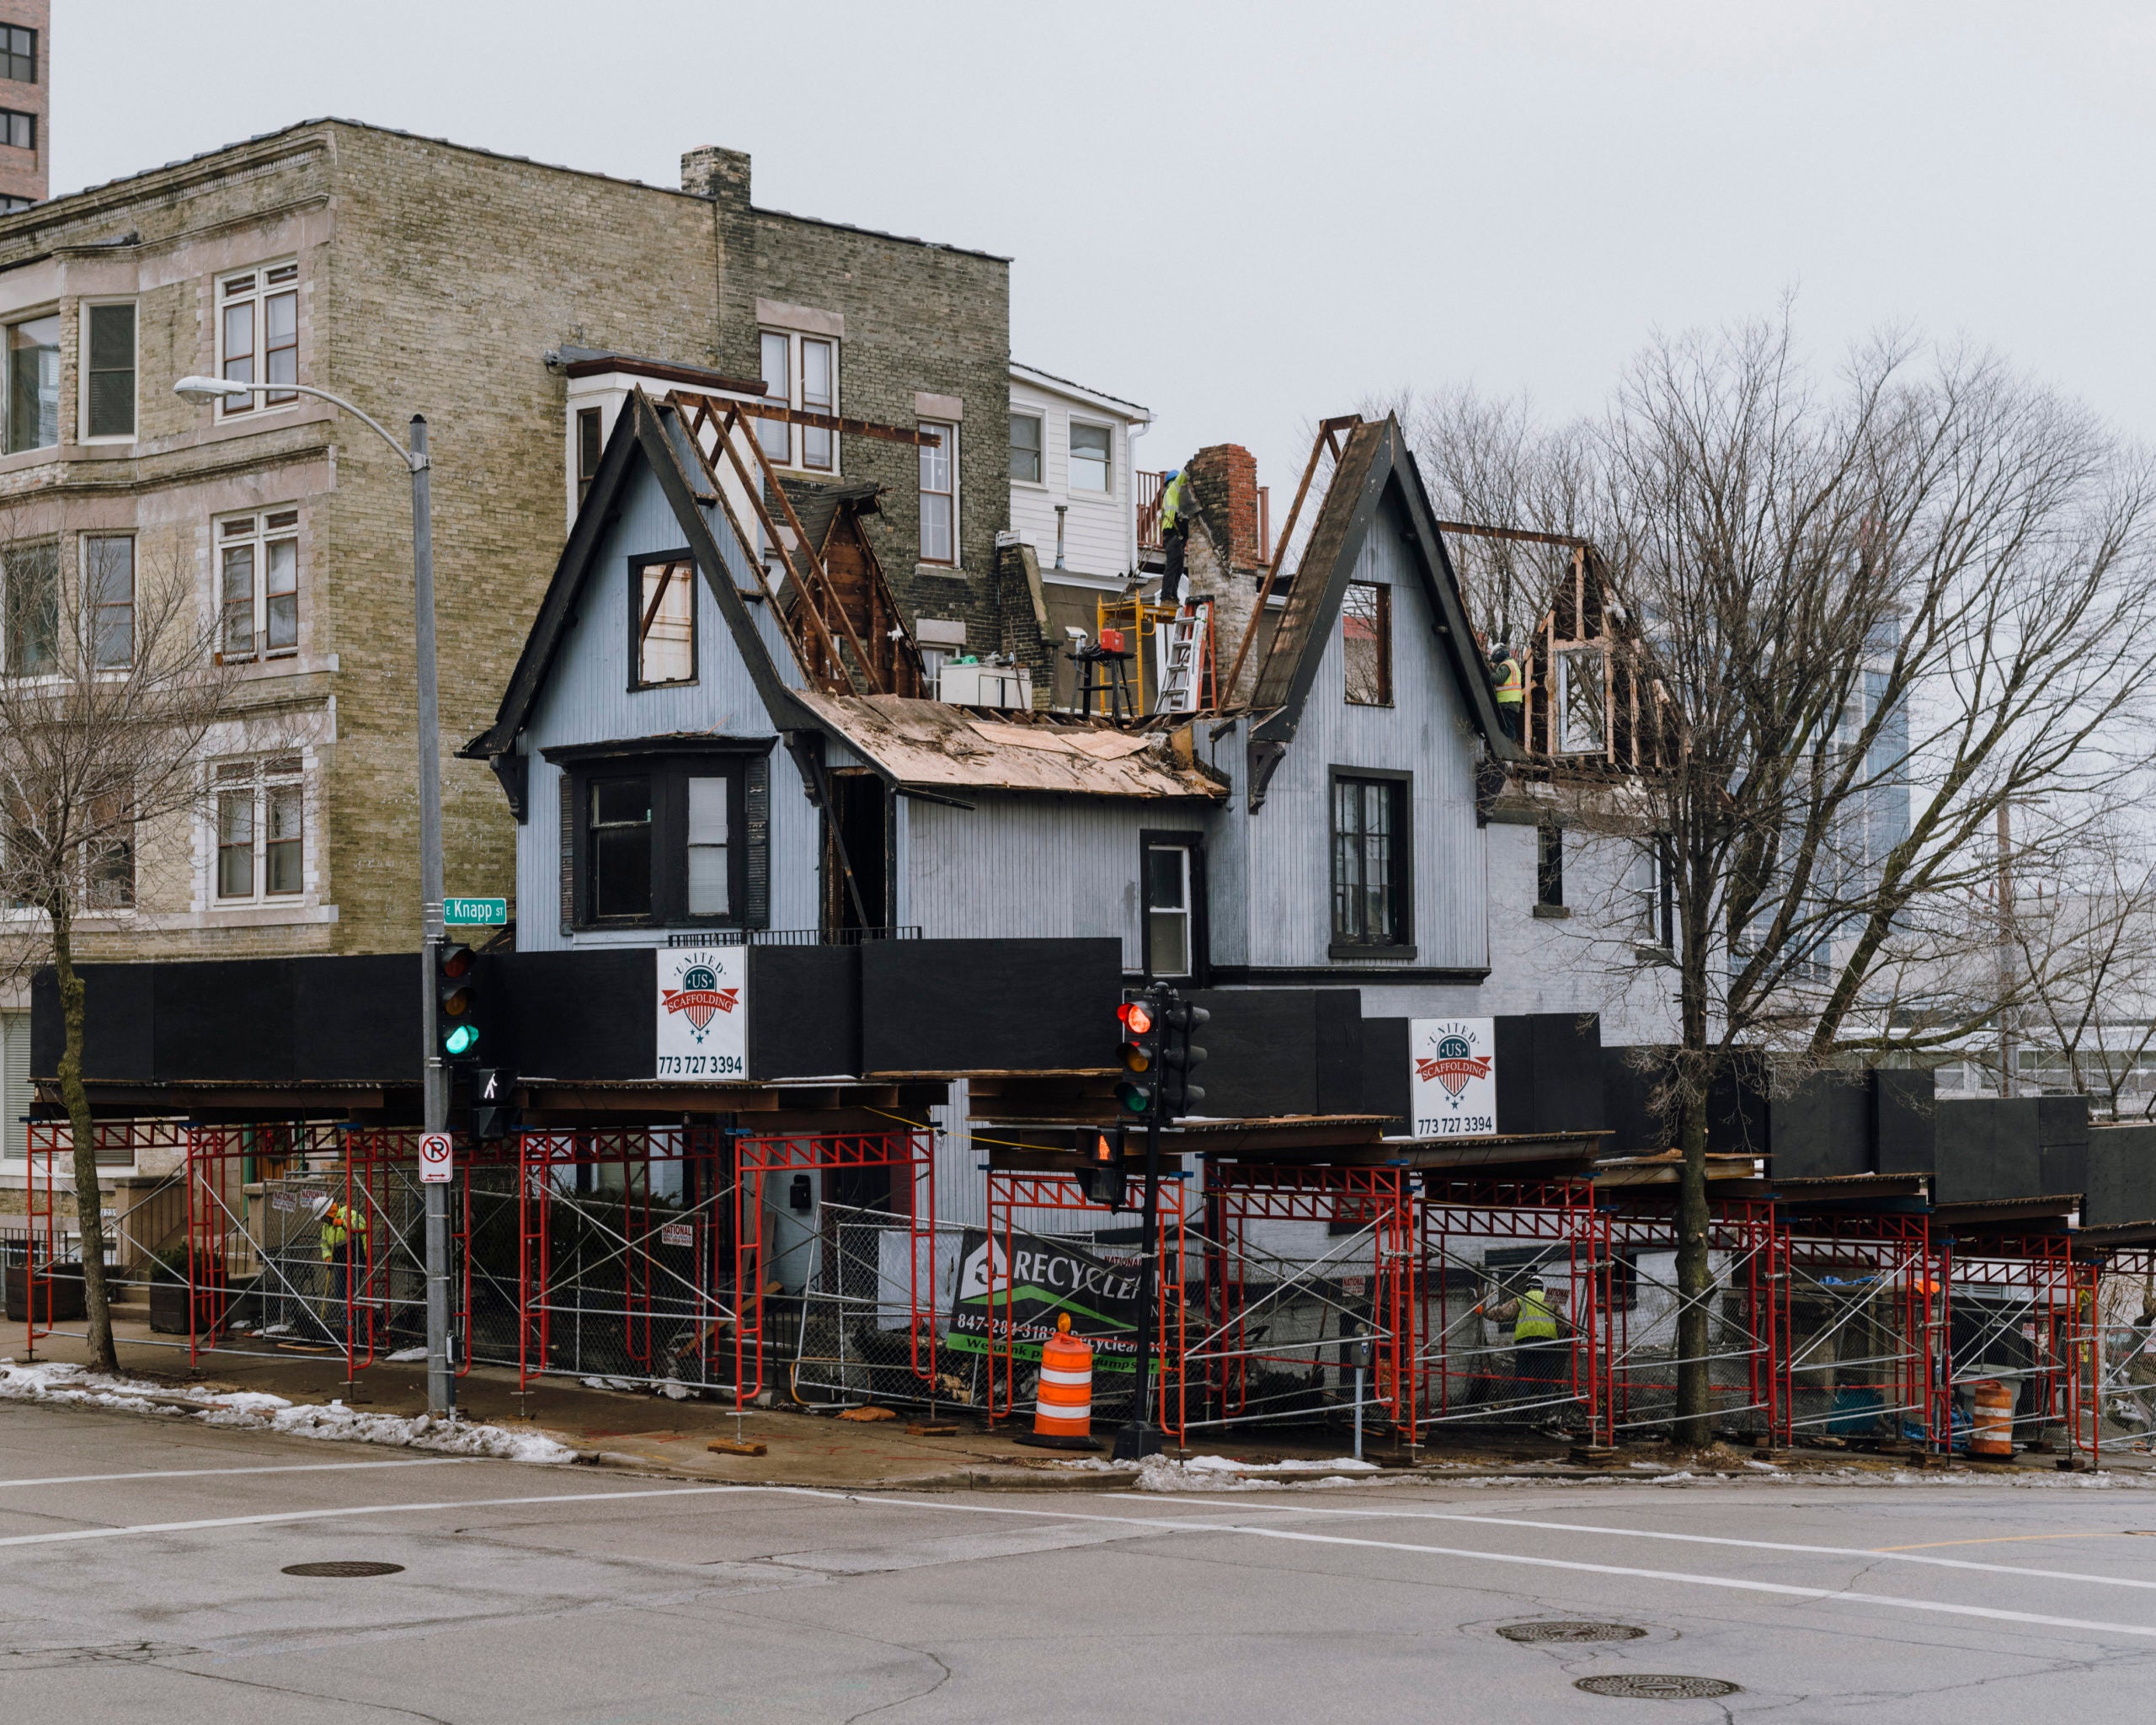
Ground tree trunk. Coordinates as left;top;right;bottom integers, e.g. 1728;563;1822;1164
52;908;119;1373
1673;1082;1712;1447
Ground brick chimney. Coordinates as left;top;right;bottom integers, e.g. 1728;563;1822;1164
1187;444;1262;571
681;146;752;209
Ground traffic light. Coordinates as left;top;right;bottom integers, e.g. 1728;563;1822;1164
470;1066;516;1140
437;942;480;1060
1160;997;1210;1119
1114;996;1161;1119
1074;1125;1127;1210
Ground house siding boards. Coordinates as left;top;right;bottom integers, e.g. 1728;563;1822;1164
1008;371;1143;583
1235;497;1487;974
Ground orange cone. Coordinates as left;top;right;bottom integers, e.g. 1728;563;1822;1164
1018;1315;1101;1450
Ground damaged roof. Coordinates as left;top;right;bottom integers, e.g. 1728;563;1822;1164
776;475;882;558
797;694;1224;800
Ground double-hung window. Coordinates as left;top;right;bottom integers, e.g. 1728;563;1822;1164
218;510;301;661
217;263;300;414
1330;771;1411;951
1010;412;1043;484
919;421;957;565
1;25;34;83
1069;420;1112;494
82;302;136;440
0;109;31;151
1142;836;1204;980
4;311;57;452
84;788;134;911
1;537;56;675
213;756;305;902
631;553;696;688
756;328;839;472
85;534;134;670
569;753;752;928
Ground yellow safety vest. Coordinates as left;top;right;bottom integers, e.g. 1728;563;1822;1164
1493;655;1524;707
319;1203;369;1261
1160;473;1187;532
1514;1289;1560;1341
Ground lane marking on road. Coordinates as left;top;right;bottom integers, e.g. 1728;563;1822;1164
0;1459;479;1490
770;1490;2156;1642
0;1483;759;1548
1874;1533;2130;1551
1128;1498;2156;1594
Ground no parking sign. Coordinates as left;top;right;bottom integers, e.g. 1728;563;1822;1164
419;1131;454;1184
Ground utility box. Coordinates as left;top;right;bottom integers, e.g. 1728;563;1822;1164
937;661;1033;709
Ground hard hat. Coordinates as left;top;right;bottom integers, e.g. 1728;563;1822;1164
309;1193;332;1220
1161;467;1180;482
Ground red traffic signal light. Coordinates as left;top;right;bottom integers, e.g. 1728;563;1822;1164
1118;1000;1155;1036
1115;996;1161;1116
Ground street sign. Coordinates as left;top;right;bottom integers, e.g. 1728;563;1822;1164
444;897;507;926
419;1131;455;1184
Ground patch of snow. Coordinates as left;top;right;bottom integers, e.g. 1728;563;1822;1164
1134;1454;1381;1493
0;1357;573;1464
385;1347;430;1362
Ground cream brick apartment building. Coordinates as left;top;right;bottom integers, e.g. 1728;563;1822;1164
0;119;1014;1168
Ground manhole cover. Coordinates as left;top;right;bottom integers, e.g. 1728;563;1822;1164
1497;1621;1649;1643
280;1562;404;1578
1577;1675;1742;1700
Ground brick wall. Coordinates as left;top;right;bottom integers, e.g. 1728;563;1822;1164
1187;444;1262;571
0;0;46;206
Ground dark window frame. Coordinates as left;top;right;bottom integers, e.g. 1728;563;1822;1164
1010;411;1043;484
0;108;31;152
1139;828;1209;984
1327;766;1413;956
83;302;136;440
1342;579;1392;706
1;26;34;85
1537;824;1565;909
627;547;698;692
563;746;762;932
576;407;603;505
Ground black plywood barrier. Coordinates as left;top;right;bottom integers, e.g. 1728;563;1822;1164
1529;1014;1604;1132
1183;990;1365;1119
1603;1046;1671;1153
1766;1071;1872;1180
1362;1017;1411;1131
30;964;157;1081
1934;1097;2043;1204
2086;1124;2156;1227
859;937;1122;1075
2037;1095;2091;1198
1873;1069;1936;1174
488;949;654;1081
295;956;420;1083
746;944;860;1079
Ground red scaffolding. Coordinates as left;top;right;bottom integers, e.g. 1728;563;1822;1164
1940;1230;2097;1462
1195;1160;1418;1440
517;1124;735;1395
1417;1174;1607;1444
1772;1208;1945;1450
982;1166;1187;1440
730;1130;936;1409
22;1120;192;1359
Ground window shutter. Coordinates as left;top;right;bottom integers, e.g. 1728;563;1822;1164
558;772;575;936
744;752;770;929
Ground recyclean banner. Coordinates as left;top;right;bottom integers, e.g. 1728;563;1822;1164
945;1227;1145;1372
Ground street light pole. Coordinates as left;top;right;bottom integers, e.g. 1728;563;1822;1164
173;377;451;1417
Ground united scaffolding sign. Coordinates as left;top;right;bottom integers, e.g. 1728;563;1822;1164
946;1228;1145;1373
1410;1017;1497;1136
655;946;748;1079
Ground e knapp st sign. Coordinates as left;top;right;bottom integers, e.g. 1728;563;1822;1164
1408;1017;1497;1136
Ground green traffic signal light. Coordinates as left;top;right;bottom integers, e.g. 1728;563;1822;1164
444;1022;479;1057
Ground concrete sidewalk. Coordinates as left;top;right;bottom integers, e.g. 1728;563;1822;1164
8;1311;2148;1491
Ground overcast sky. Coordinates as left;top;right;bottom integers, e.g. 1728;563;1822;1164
60;1;2156;500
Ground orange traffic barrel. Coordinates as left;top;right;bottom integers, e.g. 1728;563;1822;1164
1970;1379;2015;1457
1018;1315;1100;1450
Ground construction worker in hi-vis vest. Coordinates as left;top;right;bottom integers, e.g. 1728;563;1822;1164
1158;467;1192;607
312;1192;368;1343
1484;1271;1567;1419
1491;644;1525;742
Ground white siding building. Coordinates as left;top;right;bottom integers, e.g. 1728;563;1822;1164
1007;364;1150;696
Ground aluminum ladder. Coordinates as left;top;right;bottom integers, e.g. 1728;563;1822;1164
1156;606;1205;714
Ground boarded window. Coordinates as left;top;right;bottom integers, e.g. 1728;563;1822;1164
1342;581;1390;706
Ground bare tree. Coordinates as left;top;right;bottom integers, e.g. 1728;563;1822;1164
1408;313;2156;1443
0;501;242;1371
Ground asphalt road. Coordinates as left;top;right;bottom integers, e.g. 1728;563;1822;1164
8;1402;2156;1722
